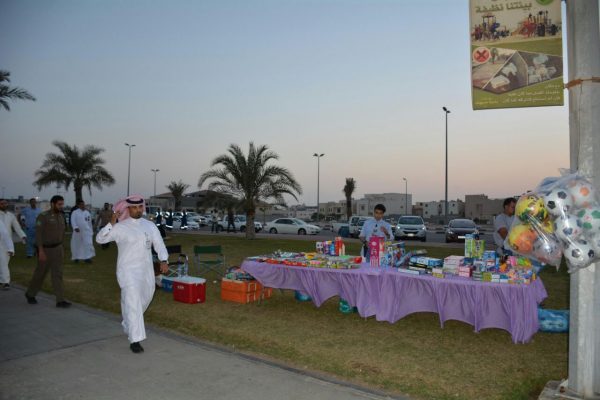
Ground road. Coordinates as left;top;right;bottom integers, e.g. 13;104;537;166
171;225;496;249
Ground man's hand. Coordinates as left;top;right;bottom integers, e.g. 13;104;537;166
381;227;390;238
21;236;26;244
74;228;80;233
159;262;168;274
8;251;14;257
38;249;47;263
110;211;120;225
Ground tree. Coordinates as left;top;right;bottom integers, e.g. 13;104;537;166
343;178;356;220
198;142;302;239
0;70;36;111
34;141;115;203
167;180;190;210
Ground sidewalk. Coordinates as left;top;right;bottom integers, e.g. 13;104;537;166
0;287;399;400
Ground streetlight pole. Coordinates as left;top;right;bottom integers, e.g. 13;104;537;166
125;143;136;196
443;107;450;223
151;169;160;197
313;153;324;222
402;177;408;215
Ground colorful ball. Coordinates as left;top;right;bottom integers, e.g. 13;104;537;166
576;207;600;232
568;179;596;208
553;214;584;244
587;233;600;254
515;194;547;222
532;236;562;266
564;239;596;271
543;188;573;217
507;224;538;254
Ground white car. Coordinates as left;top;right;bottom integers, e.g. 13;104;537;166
265;218;321;235
172;217;200;230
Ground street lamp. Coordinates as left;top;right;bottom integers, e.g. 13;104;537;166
151;169;160;197
443;107;450;223
402;177;408;215
125;143;136;196
313;153;324;222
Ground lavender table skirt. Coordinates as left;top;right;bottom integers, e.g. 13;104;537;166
241;260;548;343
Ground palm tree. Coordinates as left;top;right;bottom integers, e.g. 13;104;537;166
167;180;190;210
0;70;36;111
34;141;115;203
343;178;356;221
198;142;302;239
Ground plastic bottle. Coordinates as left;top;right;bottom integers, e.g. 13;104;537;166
177;263;183;277
183;262;188;277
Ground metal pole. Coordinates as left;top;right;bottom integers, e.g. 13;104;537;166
313;153;324;222
125;143;136;196
443;107;450;223
403;177;408;214
566;1;600;397
151;169;159;197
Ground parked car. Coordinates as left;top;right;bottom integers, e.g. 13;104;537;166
264;218;321;235
217;215;262;232
395;216;427;242
445;219;479;242
171;217;200;230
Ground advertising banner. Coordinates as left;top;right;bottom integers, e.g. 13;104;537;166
470;0;564;110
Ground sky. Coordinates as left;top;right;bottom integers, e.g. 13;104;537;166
0;0;571;208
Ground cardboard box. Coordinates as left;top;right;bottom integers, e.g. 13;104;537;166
221;278;264;293
221;287;273;304
173;277;206;304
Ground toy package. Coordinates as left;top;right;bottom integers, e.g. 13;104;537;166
505;171;600;272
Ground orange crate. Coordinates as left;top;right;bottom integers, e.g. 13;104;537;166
221;286;273;304
221;278;263;293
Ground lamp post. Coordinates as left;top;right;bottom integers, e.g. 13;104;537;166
151;169;160;197
443;107;450;223
402;177;408;215
313;153;324;222
125;143;136;196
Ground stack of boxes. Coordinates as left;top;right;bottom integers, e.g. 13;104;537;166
221;278;273;304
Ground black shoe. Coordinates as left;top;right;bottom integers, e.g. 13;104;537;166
2;283;9;290
25;293;37;304
73;259;79;264
130;342;144;353
56;301;72;308
84;259;92;264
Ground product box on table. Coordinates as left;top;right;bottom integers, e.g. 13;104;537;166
457;265;472;277
443;255;464;267
464;235;485;259
397;268;426;275
173;276;206;304
220;278;273;304
409;256;443;268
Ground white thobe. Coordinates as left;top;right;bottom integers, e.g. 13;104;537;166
70;209;95;260
0;221;15;284
0;210;25;284
96;218;168;343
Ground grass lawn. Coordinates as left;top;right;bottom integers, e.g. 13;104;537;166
10;233;569;400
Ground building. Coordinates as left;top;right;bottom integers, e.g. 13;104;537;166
418;200;464;222
354;193;412;218
287;204;318;221
465;194;504;224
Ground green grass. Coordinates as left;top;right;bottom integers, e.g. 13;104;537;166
10;234;569;400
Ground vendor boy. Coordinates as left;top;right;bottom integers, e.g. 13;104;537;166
359;204;393;259
493;197;516;256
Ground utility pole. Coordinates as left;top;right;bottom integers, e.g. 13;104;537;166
443;107;450;223
125;143;136;196
313;153;324;222
565;1;600;398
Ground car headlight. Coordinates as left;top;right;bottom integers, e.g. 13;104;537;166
447;230;454;234
421;226;426;230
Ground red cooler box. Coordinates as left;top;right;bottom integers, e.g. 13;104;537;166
173;277;206;304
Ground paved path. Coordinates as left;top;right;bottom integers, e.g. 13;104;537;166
0;287;401;400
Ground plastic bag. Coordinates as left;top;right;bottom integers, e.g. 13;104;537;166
505;171;600;272
538;307;569;333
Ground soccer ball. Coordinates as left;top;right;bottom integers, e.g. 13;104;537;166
532;236;562;266
507;224;538;254
553;214;583;244
587;233;600;254
568;179;596;208
564;239;596;271
515;194;547;222
576;207;600;232
543;188;573;217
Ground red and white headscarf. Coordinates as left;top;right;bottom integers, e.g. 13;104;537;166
113;194;145;222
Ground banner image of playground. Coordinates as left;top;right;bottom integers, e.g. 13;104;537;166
469;0;564;110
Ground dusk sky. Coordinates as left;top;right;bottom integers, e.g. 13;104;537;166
1;0;570;207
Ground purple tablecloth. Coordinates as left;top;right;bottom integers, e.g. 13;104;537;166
241;260;548;343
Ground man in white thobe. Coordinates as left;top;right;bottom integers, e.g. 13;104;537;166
70;199;95;263
96;195;168;354
0;199;26;289
0;220;15;290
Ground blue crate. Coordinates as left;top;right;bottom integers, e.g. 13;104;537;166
162;277;175;293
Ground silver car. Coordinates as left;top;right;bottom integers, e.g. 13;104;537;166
394;216;427;242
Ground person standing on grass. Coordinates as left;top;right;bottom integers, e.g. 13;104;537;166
359;204;393;261
0;220;14;290
19;198;41;258
0;198;26;290
70;199;95;263
210;209;219;233
95;202;113;249
226;207;236;233
96;194;169;354
494;197;516;256
25;195;71;308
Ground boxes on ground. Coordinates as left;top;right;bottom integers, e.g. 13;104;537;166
221;278;272;304
173;276;206;304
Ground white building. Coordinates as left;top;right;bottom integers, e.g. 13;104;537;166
354;193;412;217
420;200;465;221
